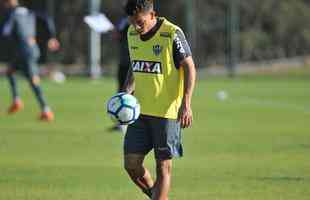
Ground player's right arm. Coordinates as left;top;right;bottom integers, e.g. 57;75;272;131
35;11;60;51
122;65;135;94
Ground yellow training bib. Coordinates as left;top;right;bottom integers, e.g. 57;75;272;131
128;18;184;119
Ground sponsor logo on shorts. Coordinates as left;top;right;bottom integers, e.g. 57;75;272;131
132;60;162;74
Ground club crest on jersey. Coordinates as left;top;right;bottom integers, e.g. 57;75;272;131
132;60;162;74
153;45;162;56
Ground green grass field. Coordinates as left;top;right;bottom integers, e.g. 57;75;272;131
0;74;309;200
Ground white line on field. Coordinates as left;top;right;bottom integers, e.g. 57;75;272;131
234;96;310;115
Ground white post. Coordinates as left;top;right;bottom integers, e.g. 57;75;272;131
88;0;102;79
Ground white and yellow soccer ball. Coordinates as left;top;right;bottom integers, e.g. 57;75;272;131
107;93;140;125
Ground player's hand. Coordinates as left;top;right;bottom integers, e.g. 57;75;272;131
48;38;60;52
178;102;193;129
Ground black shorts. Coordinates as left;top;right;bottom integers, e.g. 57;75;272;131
124;115;183;160
9;47;40;78
10;57;39;78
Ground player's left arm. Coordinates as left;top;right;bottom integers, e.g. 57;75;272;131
179;56;196;128
173;29;196;128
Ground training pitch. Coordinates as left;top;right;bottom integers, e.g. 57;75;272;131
0;73;309;200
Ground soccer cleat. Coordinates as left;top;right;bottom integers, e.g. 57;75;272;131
39;111;54;122
8;99;24;114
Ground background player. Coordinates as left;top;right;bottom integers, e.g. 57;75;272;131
0;0;59;121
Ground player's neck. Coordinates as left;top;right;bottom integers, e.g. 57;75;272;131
144;18;158;35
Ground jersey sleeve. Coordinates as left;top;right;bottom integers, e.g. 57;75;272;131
172;29;192;69
35;11;56;38
0;12;15;37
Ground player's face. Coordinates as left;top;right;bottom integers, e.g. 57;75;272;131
1;0;17;9
129;11;155;35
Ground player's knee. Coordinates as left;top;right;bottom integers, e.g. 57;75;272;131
124;155;144;174
156;160;172;177
124;159;140;172
30;76;41;85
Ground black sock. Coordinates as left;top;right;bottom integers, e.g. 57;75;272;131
7;74;19;100
28;79;47;111
142;188;153;198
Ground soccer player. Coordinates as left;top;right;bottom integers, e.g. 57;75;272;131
0;0;59;121
122;0;196;199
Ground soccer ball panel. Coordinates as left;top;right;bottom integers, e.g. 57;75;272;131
117;106;134;123
107;93;140;125
107;96;122;113
108;111;119;123
121;94;137;107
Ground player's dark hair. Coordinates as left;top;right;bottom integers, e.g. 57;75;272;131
125;0;154;16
